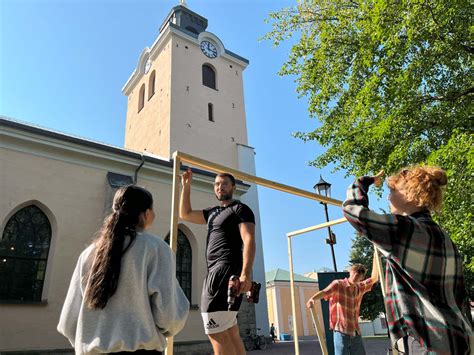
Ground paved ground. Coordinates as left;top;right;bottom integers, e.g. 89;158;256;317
248;337;391;354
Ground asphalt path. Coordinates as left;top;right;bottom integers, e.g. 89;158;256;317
248;337;391;354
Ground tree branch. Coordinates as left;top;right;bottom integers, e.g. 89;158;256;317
419;87;474;103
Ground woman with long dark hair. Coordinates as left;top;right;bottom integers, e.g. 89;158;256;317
58;185;189;354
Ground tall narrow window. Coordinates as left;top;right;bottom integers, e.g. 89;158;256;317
148;71;156;100
202;64;216;89
138;84;145;112
0;205;52;302
165;230;192;302
208;103;214;122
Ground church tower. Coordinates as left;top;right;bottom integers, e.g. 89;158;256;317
122;4;269;337
122;4;250;170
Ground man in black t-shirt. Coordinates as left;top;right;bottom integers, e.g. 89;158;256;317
180;168;255;355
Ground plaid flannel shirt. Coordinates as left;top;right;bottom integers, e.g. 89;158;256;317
343;176;472;354
323;277;374;336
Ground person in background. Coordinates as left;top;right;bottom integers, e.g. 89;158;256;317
307;255;379;354
343;167;473;354
58;185;189;354
269;323;277;343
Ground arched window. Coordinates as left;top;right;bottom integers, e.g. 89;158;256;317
202;64;216;89
138;84;145;112
0;205;52;302
208;103;214;122
148;70;156;100
165;229;192;302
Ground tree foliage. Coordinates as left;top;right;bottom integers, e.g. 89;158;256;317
349;234;385;321
264;0;473;296
427;131;474;297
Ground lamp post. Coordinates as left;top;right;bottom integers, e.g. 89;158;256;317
314;175;338;272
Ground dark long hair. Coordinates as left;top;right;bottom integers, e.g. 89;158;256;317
85;185;153;309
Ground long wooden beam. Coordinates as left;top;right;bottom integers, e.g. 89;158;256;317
287;218;348;355
175;151;343;207
374;246;399;354
165;154;181;355
287;217;347;238
310;304;328;355
287;236;300;355
166;151;347;355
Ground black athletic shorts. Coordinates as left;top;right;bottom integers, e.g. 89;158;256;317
201;262;243;312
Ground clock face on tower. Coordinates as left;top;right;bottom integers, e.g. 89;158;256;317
144;58;152;74
200;40;218;58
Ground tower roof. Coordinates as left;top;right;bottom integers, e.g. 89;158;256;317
265;268;317;283
159;5;208;35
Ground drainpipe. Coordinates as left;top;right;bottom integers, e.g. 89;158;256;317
134;154;145;184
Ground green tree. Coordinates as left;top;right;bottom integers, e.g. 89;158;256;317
264;0;473;296
427;131;474;297
349;234;385;321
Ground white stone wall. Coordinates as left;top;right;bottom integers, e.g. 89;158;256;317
0;125;233;351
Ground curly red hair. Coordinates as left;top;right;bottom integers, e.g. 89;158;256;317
387;165;447;212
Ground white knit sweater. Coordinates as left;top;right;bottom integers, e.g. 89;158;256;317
57;232;189;354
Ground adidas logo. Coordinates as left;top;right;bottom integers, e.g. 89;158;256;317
206;318;219;329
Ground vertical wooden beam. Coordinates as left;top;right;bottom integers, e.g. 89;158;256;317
374;247;385;298
165;153;181;355
287;236;300;355
374;246;398;355
310;304;328;355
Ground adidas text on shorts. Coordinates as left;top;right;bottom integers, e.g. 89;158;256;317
201;311;238;335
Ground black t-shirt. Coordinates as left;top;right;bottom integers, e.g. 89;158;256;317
202;200;255;270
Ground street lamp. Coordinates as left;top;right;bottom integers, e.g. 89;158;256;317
314;175;338;272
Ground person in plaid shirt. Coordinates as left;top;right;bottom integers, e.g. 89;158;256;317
343;166;473;354
306;255;379;354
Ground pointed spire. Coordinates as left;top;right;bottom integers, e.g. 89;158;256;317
180;0;188;7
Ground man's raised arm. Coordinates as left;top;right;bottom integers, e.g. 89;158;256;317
179;168;206;224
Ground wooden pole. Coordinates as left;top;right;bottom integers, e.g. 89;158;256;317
374;246;398;355
374;247;385;298
285;217;348;355
287;236;300;355
165;153;181;355
310;304;328;355
175;151;343;207
163;151;348;355
287;217;347;238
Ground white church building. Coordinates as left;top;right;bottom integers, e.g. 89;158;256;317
0;4;268;353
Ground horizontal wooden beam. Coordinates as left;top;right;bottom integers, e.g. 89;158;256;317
287;217;347;238
174;151;343;207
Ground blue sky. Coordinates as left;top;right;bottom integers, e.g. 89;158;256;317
0;0;388;275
